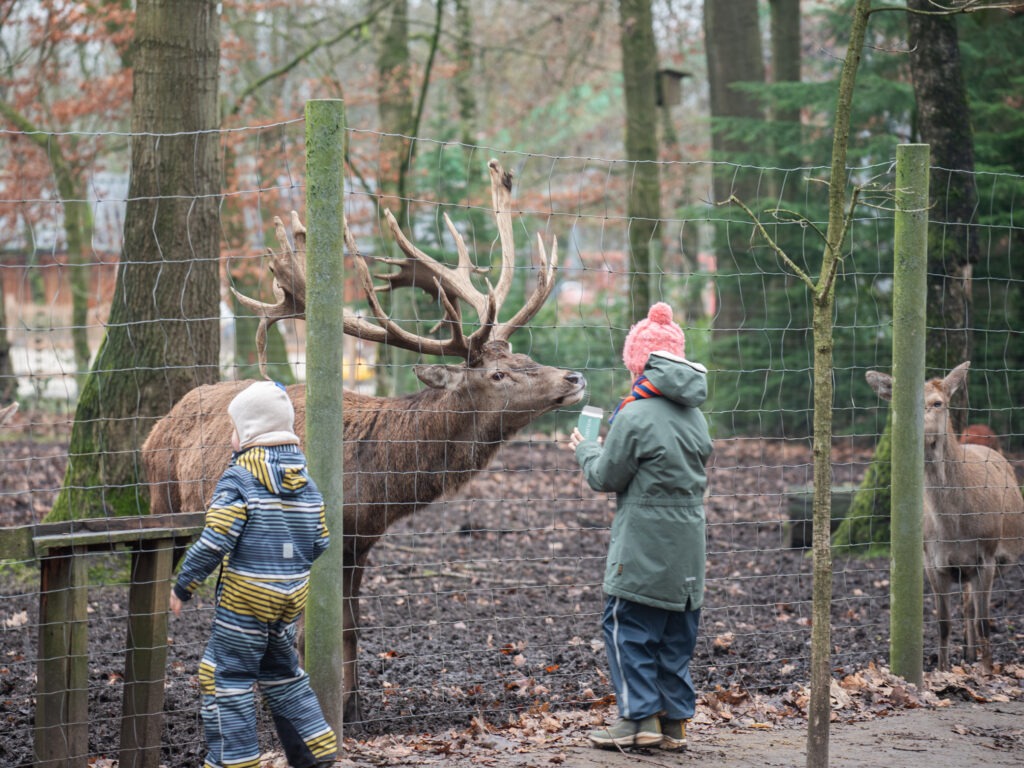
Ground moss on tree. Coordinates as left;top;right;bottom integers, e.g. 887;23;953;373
833;414;892;557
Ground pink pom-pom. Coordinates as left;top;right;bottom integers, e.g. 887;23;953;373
648;302;674;325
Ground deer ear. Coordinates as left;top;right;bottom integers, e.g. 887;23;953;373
865;371;894;401
944;361;970;396
414;364;467;390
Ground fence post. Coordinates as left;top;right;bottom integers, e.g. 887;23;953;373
303;98;347;737
889;142;929;687
35;548;88;767
119;539;175;768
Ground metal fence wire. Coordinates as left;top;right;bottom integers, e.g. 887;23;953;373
0;122;1022;766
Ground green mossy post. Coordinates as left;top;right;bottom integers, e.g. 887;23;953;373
889;143;929;687
303;99;347;739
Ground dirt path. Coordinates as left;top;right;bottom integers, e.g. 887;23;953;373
402;699;1024;768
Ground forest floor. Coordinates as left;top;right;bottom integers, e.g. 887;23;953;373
0;415;1022;767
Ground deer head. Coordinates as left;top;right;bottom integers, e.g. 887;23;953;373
233;159;559;375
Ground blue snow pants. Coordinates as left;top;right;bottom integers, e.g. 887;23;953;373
602;595;701;721
199;583;336;768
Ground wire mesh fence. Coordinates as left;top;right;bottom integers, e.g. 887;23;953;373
1;120;1022;765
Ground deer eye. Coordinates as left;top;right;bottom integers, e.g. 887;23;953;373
491;371;507;382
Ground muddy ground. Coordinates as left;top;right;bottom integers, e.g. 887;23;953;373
1;419;1022;766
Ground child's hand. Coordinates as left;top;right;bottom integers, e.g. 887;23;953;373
568;427;602;451
169;592;183;616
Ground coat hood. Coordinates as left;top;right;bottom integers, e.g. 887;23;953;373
233;443;311;497
642;352;708;408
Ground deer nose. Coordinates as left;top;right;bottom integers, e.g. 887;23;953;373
566;371;586;388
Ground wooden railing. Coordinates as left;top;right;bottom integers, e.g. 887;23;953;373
0;512;205;768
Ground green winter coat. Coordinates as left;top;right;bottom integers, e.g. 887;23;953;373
575;352;712;612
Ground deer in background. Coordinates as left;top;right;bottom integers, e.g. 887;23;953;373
866;361;1024;673
960;423;1002;454
142;160;586;721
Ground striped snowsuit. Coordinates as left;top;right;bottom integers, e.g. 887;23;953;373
174;444;336;768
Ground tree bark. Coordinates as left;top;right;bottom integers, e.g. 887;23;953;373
376;0;413;217
0;275;13;403
770;0;802;166
49;0;221;520
704;0;766;351
0;103;95;381
374;0;416;396
704;0;766;203
453;0;477;146
618;0;661;321
807;3;872;764
907;0;976;429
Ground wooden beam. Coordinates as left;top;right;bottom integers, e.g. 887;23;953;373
120;539;175;768
35;548;89;767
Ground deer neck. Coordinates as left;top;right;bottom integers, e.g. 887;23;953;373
419;387;530;448
924;427;969;498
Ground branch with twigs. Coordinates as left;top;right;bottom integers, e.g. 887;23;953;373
721;183;864;301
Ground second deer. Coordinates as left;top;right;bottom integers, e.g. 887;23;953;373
866;361;1024;672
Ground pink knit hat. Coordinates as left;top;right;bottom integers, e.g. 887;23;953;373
622;302;686;376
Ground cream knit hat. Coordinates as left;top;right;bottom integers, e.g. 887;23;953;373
622;302;686;377
228;381;300;449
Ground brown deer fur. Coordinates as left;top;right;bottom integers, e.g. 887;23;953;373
866;361;1024;672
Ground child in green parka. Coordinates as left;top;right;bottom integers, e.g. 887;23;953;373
569;302;712;751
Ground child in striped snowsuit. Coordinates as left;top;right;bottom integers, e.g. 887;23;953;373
170;381;337;768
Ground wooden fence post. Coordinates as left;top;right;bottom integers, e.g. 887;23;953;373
889;142;929;686
35;548;89;766
119;538;176;768
303;97;347;738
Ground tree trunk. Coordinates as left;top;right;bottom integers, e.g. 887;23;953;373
703;0;769;433
834;413;893;555
375;0;417;396
453;0;477;146
704;0;766;204
376;0;413;217
704;0;765;342
770;0;802;166
49;0;221;520
907;0;976;431
806;3;872;765
0;275;13;403
0;104;96;381
618;0;661;321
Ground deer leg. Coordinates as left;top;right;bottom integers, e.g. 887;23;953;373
974;562;995;674
926;565;953;671
961;579;976;663
341;550;369;723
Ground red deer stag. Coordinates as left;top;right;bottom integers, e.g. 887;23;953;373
142;160;586;722
866;361;1024;672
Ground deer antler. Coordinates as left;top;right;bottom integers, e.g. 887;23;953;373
233;159;558;372
487;158;558;342
231;211;307;377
